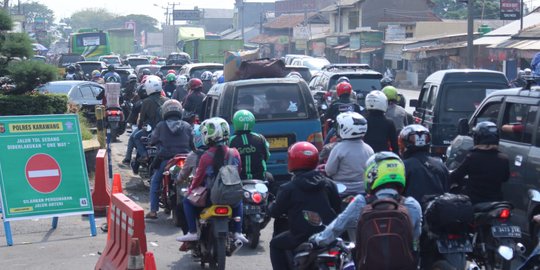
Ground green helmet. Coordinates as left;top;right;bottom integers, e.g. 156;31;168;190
232;110;255;132
364;152;406;194
166;73;176;82
382;86;399;101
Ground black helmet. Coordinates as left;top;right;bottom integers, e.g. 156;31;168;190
381;77;393;88
398;124;431;156
141;68;151;76
337;76;350;84
107;65;115;72
67;65;76;72
155;71;164;79
75;63;82;71
473;121;499;145
137;85;148;99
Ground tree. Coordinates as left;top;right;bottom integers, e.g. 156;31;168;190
7;60;56;94
11;1;54;26
0;6;11;31
112;14;159;33
432;0;501;20
69;8;116;31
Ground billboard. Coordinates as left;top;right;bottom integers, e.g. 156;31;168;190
500;0;520;20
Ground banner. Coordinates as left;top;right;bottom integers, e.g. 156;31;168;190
500;0;520;20
0;114;93;221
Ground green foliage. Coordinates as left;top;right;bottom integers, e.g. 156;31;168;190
78;112;93;141
6;60;57;94
0;93;68;115
0;8;12;31
69;8;117;31
11;1;55;26
432;0;501;19
111;14;159;33
1;33;33;59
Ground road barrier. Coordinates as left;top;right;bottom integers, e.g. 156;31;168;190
107;173;124;240
92;149;110;216
95;193;147;270
127;238;144;270
144;252;157;270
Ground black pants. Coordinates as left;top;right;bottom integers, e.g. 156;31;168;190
270;231;302;270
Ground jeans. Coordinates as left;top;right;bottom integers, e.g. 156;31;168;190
124;129;137;160
324;127;336;145
133;129;149;157
183;196;243;234
149;160;168;212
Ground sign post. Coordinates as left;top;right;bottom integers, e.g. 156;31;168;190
0;114;96;246
500;0;521;20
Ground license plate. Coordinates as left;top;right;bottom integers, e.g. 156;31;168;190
491;225;522;238
147;148;157;155
244;205;261;215
267;137;288;150
436;238;473;253
108;116;121;121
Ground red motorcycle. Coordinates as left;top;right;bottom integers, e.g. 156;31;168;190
160;154;188;227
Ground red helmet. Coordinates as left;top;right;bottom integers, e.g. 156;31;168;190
167;69;176;75
288;142;319;172
336;82;352;97
189;78;203;90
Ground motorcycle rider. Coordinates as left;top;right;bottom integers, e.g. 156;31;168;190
449;121;510;204
139;68;152;83
269;142;341;270
103;65;121;83
163;73;177;98
124;74;138;101
382;86;409;134
65;65;82;80
133;75;168;164
399;125;449;204
145;100;193;219
229;110;271;180
183;78;206;117
176;117;248;243
363;90;399;154
325;112;373;196
312;152;422;250
200;71;213;93
91;70;104;84
122;85;148;167
324;82;362;144
172;75;189;103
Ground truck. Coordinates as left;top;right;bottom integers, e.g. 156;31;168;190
108;29;135;56
183;39;243;63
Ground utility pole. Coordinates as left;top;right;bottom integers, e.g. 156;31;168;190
241;0;245;45
520;0;524;30
304;0;308;55
467;0;474;68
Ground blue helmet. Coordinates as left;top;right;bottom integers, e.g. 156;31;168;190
217;75;225;84
192;124;205;149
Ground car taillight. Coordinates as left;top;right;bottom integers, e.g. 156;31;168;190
499;208;511;219
308;132;323;151
252;192;262;204
447;234;462;240
215;207;229;215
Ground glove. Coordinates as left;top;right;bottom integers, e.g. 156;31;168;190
308;234;320;248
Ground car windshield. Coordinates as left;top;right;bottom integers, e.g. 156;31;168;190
303;58;330;70
38;83;73;94
444;84;505;112
79;63;102;76
129;59;149;68
330;74;382;92
234;84;307;121
191;67;223;79
138;66;160;75
101;57;120;65
59;55;84;67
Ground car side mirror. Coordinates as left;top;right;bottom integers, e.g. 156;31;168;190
409;99;418;107
457;118;470;135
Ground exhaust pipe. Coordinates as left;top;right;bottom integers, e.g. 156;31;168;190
516;242;526;254
229;239;244;255
468;261;480;270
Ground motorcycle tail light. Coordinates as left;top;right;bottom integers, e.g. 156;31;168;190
499;208;510;219
215;207;229;215
307;132;323;151
177;159;185;167
252;192;262;204
328;250;340;256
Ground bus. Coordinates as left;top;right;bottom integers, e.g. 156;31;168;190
69;29;111;61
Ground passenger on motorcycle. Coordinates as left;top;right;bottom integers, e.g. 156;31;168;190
176;117;249;243
363;90;399;154
324;82;363;144
172;75;189;103
399;125;449;204
382;86;410;134
133;75;168;164
124;74;138;101
91;70;104;84
183;78;206;117
177;124;207;185
312;152;422;248
140;68;152;83
163;73;177;98
325;112;373;196
103;65;121;83
122;85;149;167
449;121;510;204
145;100;193;219
269;142;341;270
229;110;271;180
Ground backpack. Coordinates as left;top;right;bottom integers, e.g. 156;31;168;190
355;195;416;270
209;149;243;205
424;193;473;234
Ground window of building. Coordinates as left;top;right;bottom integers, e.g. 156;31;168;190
348;11;359;30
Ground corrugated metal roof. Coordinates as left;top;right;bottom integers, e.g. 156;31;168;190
474;36;510;45
263;13;326;29
488;39;540;50
483;12;540;36
320;0;361;12
203;9;234;19
249;34;281;44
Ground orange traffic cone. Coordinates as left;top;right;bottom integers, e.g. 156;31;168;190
144;251;157;270
127;238;144;270
112;173;123;194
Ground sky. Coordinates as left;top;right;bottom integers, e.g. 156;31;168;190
36;0;276;22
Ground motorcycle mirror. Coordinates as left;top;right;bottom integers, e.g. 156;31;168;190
529;189;540;203
336;183;347;194
321;104;328;110
254;183;268;193
497;245;514;261
145;124;152;132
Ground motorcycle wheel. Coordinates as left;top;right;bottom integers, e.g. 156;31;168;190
209;236;226;270
431;260;456;270
247;222;260;249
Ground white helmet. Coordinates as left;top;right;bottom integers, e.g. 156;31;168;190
200;117;230;145
365;90;388;112
336;111;368;139
144;75;162;95
200;71;213;81
176;75;189;86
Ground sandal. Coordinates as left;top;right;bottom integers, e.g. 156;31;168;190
145;212;158;219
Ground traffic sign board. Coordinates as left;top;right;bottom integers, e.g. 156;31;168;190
25;153;62;194
173;9;200;21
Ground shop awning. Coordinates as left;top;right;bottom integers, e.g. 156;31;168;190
357;47;382;54
474;36;510;46
333;43;349;50
488;39;540;51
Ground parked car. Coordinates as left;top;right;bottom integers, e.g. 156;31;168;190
178;63;223;79
285;65;312;82
201;78;322;180
166;52;191;66
126;57;150;69
410;69;509;156
291;57;330;76
446;84;540;243
98;55;122;66
37;81;103;120
76;61;107;79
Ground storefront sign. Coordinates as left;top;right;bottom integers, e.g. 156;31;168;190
500;0;520;20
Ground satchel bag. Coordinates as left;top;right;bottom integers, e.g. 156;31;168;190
187;186;208;207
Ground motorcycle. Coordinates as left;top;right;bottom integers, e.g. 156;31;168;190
293;238;355;270
132;126;157;181
105;106;126;142
160;154;188;227
241;180;271;249
517;189;540;269
468;201;525;270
